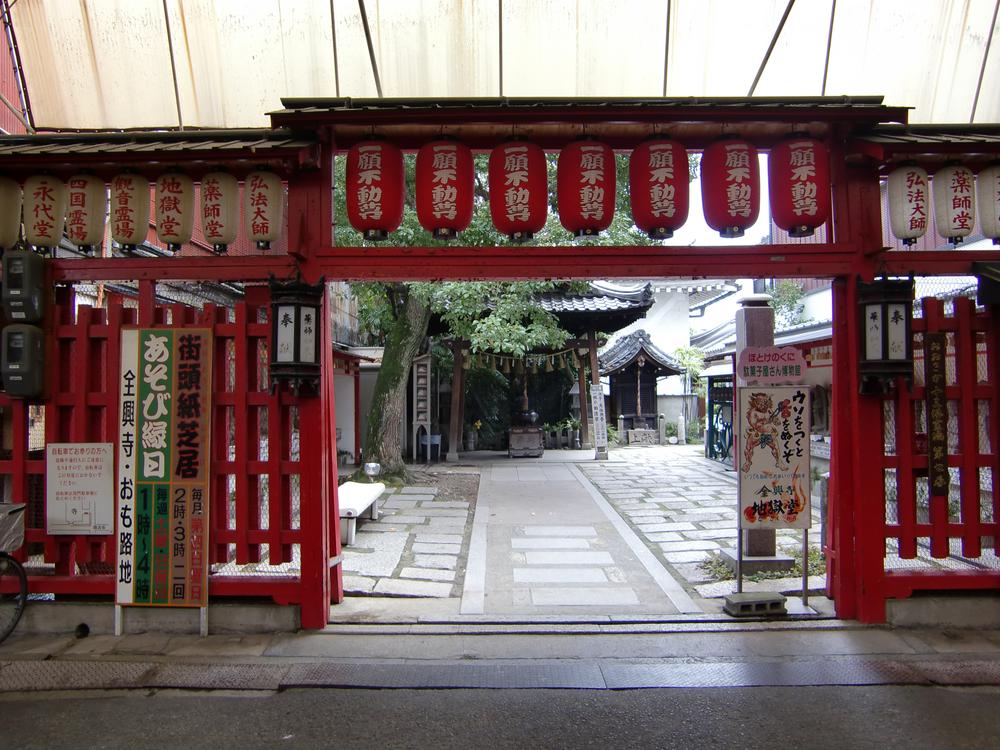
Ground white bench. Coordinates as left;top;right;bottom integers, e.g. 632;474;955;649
338;481;385;545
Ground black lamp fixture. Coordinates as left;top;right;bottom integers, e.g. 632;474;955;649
858;277;914;395
269;275;325;396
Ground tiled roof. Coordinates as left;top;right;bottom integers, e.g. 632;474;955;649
599;330;685;376
537;284;653;314
0;129;314;156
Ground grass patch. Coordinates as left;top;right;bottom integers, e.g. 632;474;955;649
699;545;826;583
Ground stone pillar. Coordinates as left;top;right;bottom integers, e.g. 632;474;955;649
589;331;608;460
447;344;464;462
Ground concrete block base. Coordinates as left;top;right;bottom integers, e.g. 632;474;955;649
723;592;787;617
887;594;1000;628
719;548;796;575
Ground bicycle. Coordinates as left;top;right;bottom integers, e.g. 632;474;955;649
0;503;27;644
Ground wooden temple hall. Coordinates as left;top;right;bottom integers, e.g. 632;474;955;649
0;94;999;630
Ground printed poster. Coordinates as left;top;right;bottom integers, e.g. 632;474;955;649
737;385;811;529
46;443;114;535
116;328;212;607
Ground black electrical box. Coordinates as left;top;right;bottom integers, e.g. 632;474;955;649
1;324;45;397
2;250;46;323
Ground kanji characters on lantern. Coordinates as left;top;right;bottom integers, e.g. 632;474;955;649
933;164;976;245
416;140;473;239
200;172;239;254
155;172;194;254
768;137;830;237
110;173;149;254
887;164;929;245
346;142;404;241
558;140;615;237
244;171;284;249
24;175;68;253
488;141;547;242
978;163;1000;245
701;139;759;238
0;176;22;252
629;139;689;239
66;174;107;256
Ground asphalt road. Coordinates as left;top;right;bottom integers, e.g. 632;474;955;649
3;685;998;749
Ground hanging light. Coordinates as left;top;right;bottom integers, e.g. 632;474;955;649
768;137;830;237
65;174;107;256
416;140;474;239
545;357;554;373
24;175;67;253
346;142;404;241
887;164;929;246
488;141;548;242
0;176;22;252
558;140;615;237
629;139;689;240
243;170;284;250
933;164;976;246
701;139;759;238
155;172;194;254
110;173;149;255
269;276;325;396
200;172;239;254
858;278;914;394
978;163;1000;245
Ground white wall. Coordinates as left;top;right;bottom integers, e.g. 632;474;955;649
334;373;356;462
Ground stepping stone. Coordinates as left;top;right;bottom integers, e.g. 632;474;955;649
524;550;614;565
511;538;590;550
659;540;721;552
413;554;458;569
513;567;608;583
412;542;461;555
523;526;597;537
414;533;463;544
400;567;456;582
530;588;639;606
400;487;438;495
372;579;453;597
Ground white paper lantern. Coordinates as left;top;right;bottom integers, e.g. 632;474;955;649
110;173;150;252
887;165;929;246
933;164;976;245
243;170;283;249
977;163;1000;245
23;174;67;251
0;176;22;250
155;172;194;253
200;172;239;253
66;174;107;255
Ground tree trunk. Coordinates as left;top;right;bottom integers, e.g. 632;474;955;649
363;288;432;475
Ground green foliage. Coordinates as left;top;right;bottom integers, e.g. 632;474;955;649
664;422;678;438
672;345;707;398
769;280;807;329
605;422;619;446
700;546;826;583
686;418;703;443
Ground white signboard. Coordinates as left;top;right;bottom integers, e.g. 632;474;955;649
45;442;114;535
590;384;608;449
737;386;811;529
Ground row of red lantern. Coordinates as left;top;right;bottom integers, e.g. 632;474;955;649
0;171;284;255
345;137;831;242
887;163;1000;246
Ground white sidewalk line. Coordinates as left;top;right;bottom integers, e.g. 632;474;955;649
459;479;489;615
569;463;702;614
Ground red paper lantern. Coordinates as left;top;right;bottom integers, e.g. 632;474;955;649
629;139;689;239
701;139;760;238
346;141;404;241
416;140;474;239
488;141;547;242
558;140;615;237
768;137;830;237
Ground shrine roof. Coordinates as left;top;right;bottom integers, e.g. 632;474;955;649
598;330;685;377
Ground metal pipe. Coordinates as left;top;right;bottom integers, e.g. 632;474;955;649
0;0;34;132
498;0;504;97
0;91;28;130
747;0;796;97
357;0;383;98
821;0;837;96
662;0;671;97
971;0;1000;123
161;0;184;129
330;0;341;97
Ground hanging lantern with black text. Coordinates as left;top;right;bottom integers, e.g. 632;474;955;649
887;164;929;246
155;172;194;254
346;141;404;241
701;139;759;238
629;139;688;240
110;173;149;255
768;137;830;237
66;174;106;256
979;163;1000;245
488;141;547;242
933;164;976;246
244;170;284;249
0;176;22;252
858;278;914;395
416;140;474;239
558;140;615;237
269;276;325;397
24;175;67;254
200;172;239;254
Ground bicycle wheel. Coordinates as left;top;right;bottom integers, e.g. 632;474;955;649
0;552;27;644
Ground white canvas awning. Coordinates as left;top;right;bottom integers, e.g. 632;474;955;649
9;0;1000;131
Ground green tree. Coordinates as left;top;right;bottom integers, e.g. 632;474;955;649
672;345;707;399
338;153;682;475
769;280;808;329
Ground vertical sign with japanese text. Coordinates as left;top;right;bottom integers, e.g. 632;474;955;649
590;384;608;450
117;328;212;607
924;332;949;497
737;386;811;529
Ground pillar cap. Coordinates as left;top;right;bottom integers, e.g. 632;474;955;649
739;293;773;308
